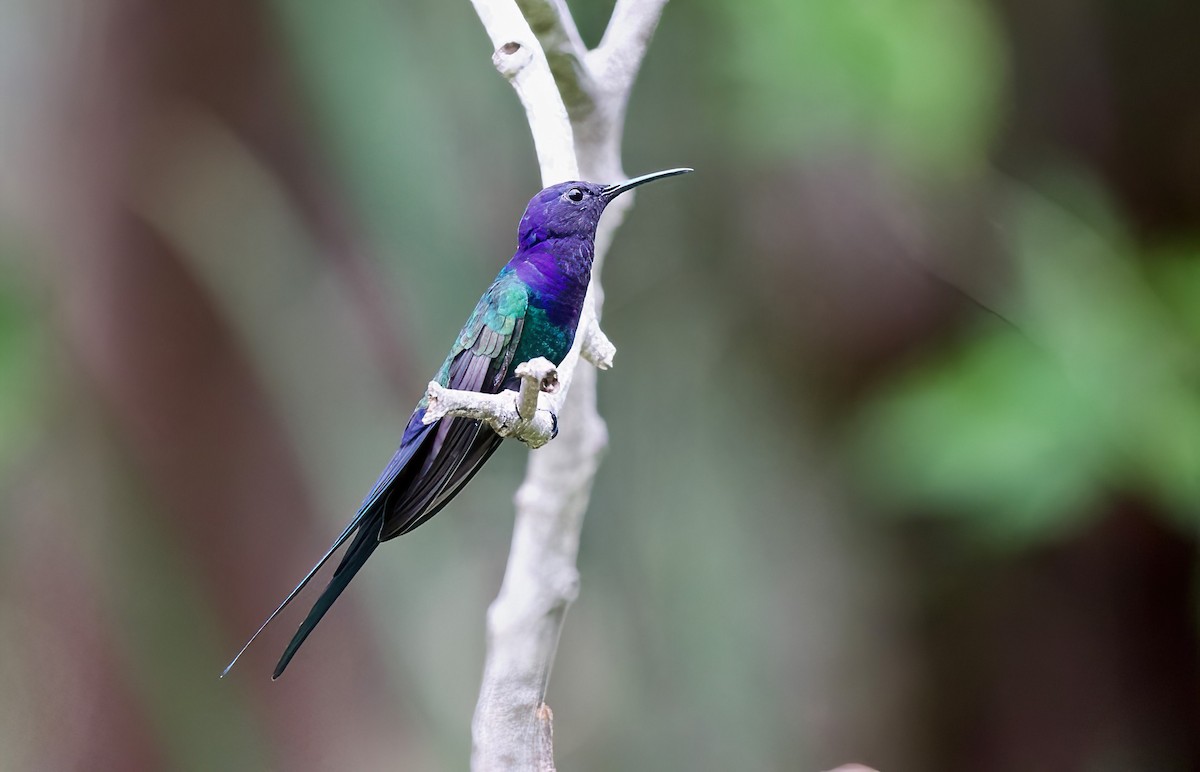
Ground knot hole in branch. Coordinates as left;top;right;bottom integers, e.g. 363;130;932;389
492;41;531;77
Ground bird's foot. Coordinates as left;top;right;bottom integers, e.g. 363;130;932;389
514;358;559;398
423;359;560;449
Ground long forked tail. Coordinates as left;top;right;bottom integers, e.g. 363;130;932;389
270;522;381;679
221;411;435;679
220;514;365;678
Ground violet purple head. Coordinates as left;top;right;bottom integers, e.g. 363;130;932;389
517;181;610;247
516;168;693;248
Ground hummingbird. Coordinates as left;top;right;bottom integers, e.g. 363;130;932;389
224;167;693;679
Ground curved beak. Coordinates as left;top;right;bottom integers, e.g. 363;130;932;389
601;167;693;200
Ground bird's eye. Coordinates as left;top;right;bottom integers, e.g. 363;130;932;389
566;188;584;202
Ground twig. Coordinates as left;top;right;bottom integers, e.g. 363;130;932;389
592;0;670;92
423;357;560;449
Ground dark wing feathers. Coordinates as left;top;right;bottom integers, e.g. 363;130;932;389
371;274;529;540
357;415;435;515
376;305;519;540
232;272;531;678
493;315;525;390
475;324;504;358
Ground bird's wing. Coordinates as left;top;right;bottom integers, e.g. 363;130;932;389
376;271;530;540
353;270;528;518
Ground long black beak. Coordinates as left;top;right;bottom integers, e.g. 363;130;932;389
602;167;693;200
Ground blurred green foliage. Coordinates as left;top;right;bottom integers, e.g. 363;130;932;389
725;0;1003;171
0;235;44;474
856;180;1200;539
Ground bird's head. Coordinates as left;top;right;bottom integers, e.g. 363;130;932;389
517;168;692;248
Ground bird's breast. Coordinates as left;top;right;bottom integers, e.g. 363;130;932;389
515;301;576;364
510;243;591;365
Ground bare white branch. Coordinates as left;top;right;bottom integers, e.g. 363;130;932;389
469;0;578;185
571;0;671;181
520;0;585;59
592;0;670;92
514;0;586;66
468;1;673;769
514;0;594;119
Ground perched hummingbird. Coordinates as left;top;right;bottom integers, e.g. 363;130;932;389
224;167;692;679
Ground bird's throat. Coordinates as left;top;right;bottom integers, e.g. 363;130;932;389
512;238;592;333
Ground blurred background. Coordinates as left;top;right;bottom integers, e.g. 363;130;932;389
0;0;1197;769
